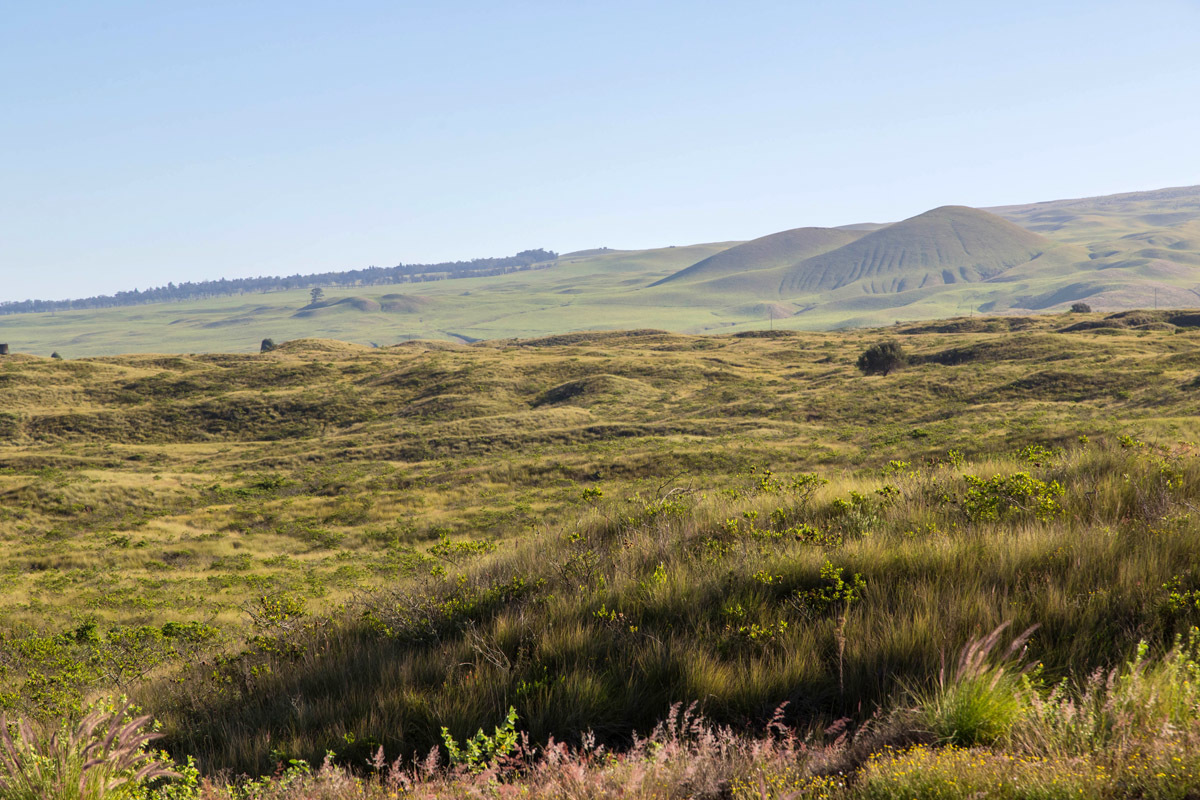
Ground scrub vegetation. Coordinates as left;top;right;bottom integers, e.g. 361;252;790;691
4;313;1200;797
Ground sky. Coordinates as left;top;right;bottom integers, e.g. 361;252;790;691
2;1;1199;301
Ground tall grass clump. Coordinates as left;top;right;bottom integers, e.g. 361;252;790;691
914;623;1039;746
0;700;177;800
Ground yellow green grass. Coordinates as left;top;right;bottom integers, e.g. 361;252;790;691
3;315;1200;789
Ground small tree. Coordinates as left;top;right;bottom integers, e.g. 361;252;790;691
1070;302;1092;313
260;338;276;353
310;287;325;305
857;341;907;376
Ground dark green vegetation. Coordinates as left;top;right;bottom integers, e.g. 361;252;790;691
856;340;907;375
4;185;1200;357
3;312;1200;781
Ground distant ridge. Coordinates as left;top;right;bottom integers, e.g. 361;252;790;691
649;227;862;286
0;249;558;315
987;184;1200;240
777;206;1052;295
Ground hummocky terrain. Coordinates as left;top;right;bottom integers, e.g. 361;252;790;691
3;185;1200;356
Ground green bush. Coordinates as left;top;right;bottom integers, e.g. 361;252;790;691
856;341;907;376
962;472;1064;522
440;706;519;773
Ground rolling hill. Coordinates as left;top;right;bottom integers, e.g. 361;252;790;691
648;226;863;286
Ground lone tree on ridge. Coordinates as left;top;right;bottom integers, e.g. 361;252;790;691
857;340;907;376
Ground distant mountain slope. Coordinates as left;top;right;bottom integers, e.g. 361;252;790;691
649;227;862;286
777;206;1055;295
988;185;1200;242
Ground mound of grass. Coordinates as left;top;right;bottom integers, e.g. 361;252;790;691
532;374;658;407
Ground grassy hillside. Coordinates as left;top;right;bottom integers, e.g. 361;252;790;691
0;243;739;358
988;184;1200;243
4;313;1200;789
774;206;1058;294
649;227;863;287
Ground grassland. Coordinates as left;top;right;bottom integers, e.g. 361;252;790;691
4;310;1200;799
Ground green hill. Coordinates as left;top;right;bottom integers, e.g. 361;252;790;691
649;226;862;286
776;206;1057;295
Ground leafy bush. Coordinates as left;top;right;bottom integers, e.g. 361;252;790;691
1019;628;1200;755
1070;302;1092;313
962;472;1064;522
856;341;907;376
440;706;519;773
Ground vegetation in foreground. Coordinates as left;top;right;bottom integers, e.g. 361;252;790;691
4;314;1200;796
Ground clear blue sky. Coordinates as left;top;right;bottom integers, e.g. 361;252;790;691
3;1;1199;301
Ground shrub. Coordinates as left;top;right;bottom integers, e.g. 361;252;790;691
441;706;519;773
259;338;276;353
962;472;1064;522
856;341;907;376
1018;628;1200;755
1070;302;1092;313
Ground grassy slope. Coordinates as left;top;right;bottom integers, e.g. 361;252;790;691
649;227;863;287
777;206;1058;295
4;314;1200;772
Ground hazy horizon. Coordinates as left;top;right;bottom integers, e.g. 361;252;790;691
4;1;1199;301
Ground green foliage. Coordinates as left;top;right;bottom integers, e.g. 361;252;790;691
440;706;518;773
1164;576;1200;616
1070;302;1092;313
962;472;1064;522
428;534;497;565
246;594;307;632
793;560;866;617
1019;629;1200;756
856;340;907;376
